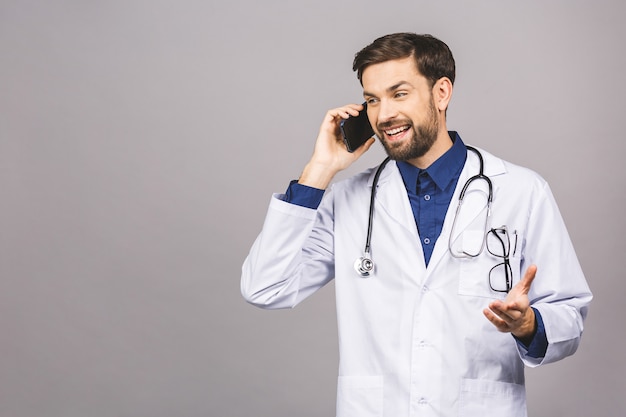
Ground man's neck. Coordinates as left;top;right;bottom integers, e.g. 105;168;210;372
407;128;453;169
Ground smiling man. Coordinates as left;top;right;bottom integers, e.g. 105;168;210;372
241;33;592;417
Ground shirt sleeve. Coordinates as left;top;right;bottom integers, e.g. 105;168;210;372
514;307;548;358
284;180;325;209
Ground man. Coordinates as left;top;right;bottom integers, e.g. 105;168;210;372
241;33;592;417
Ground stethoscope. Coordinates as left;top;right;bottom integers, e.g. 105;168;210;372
354;145;493;277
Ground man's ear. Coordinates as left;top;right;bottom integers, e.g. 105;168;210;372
433;77;453;112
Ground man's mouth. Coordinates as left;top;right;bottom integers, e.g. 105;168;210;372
384;126;409;136
382;125;411;139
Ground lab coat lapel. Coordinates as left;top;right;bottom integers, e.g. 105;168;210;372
367;161;430;271
368;161;419;240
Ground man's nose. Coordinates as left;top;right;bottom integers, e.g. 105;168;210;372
378;99;399;123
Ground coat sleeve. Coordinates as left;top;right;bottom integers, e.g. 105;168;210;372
240;191;336;309
518;180;593;367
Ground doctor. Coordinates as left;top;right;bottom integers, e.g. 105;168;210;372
241;33;592;417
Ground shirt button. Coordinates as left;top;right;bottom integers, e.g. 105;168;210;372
418;398;428;405
423;237;431;245
422;285;429;293
424;194;431;201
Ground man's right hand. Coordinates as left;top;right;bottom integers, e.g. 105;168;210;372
297;104;376;189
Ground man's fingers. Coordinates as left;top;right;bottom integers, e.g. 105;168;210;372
328;104;364;120
488;300;520;321
483;307;510;332
518;264;537;294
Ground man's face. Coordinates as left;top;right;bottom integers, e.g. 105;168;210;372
362;56;440;161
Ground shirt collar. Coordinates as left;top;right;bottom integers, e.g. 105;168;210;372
397;131;467;193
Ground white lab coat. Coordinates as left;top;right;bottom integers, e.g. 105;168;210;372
241;147;592;417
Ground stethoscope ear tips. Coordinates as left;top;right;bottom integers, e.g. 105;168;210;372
354;256;374;277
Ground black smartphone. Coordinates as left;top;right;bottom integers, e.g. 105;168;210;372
340;103;375;153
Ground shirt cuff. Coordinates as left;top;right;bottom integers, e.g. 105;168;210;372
514;307;548;358
284;180;325;209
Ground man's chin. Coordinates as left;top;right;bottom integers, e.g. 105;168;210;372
383;141;432;161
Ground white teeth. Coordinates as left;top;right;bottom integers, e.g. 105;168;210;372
385;126;409;135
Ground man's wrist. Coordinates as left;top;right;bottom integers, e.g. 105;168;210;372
298;160;339;190
512;308;537;346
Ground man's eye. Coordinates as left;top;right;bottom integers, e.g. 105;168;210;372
365;98;379;105
395;92;407;98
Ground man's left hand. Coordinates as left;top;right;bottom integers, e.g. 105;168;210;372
483;264;537;344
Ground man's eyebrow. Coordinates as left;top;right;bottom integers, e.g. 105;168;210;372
363;81;412;97
388;81;411;92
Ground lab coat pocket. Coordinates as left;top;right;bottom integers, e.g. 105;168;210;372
458;233;522;300
336;375;383;417
458;260;506;300
459;378;526;417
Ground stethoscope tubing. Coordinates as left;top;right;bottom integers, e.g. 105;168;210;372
354;156;391;277
356;145;493;277
364;157;392;255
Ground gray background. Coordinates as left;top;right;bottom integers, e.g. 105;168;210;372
1;0;624;416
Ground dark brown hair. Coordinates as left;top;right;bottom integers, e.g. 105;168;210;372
353;33;456;87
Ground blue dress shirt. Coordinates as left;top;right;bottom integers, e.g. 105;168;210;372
396;131;466;266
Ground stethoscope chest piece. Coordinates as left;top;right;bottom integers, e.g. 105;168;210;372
353;157;391;278
354;256;374;277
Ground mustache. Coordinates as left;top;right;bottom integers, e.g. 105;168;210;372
377;119;413;131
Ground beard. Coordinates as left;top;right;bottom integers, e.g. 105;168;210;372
377;99;439;161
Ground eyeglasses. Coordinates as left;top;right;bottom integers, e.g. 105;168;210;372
486;226;514;293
